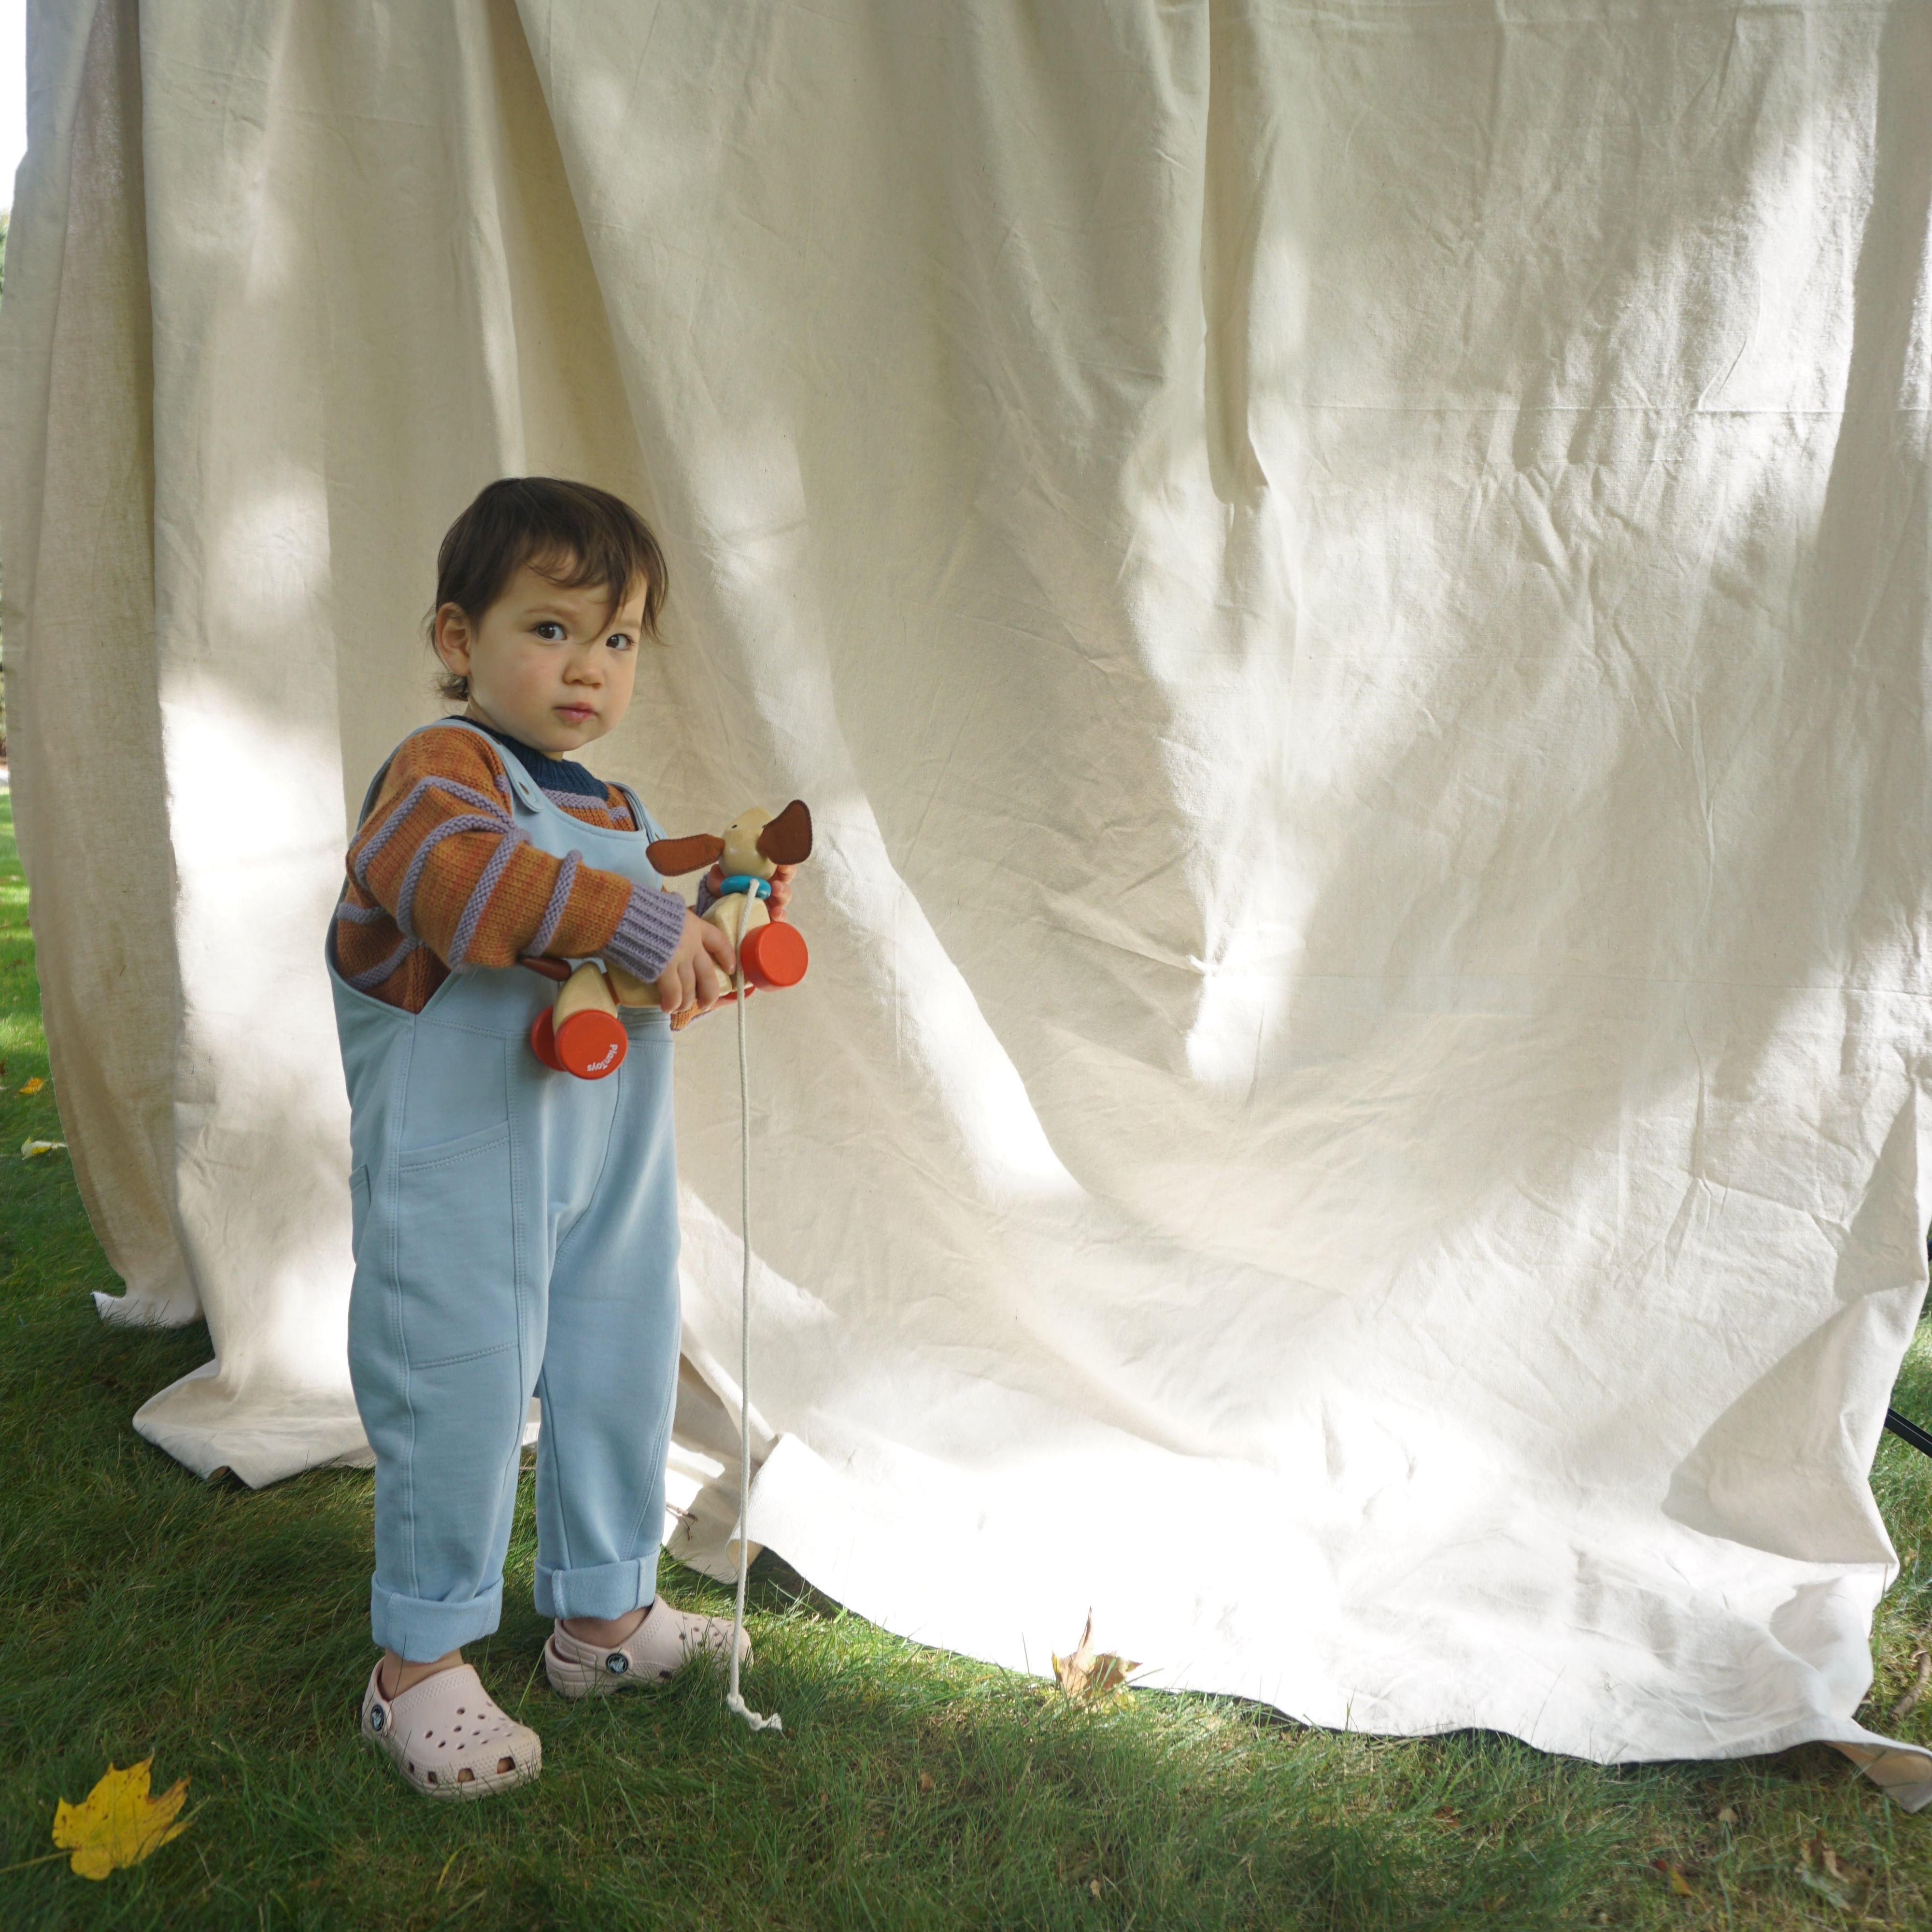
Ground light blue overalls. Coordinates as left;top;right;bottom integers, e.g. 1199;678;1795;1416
327;719;682;1662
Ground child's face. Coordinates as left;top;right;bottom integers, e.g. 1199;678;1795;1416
433;562;647;756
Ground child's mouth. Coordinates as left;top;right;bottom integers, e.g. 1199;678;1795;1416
556;705;596;723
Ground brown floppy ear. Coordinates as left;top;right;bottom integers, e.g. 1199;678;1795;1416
756;800;813;867
646;832;725;877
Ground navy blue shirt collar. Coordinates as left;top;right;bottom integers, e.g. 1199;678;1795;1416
472;720;610;801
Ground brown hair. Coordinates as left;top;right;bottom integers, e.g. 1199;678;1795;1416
430;477;669;702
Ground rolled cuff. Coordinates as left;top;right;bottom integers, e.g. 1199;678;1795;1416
370;1574;504;1661
534;1556;657;1622
602;883;688;985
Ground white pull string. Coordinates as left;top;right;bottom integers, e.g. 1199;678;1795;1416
724;952;781;1734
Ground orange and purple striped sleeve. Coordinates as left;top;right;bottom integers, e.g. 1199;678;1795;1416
333;728;687;1014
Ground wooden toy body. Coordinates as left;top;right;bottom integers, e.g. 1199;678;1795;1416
706;885;767;961
556;959;618;1027
605;960;655;1007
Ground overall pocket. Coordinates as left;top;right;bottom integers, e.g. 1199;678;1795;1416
391;1121;518;1369
349;1164;371;1262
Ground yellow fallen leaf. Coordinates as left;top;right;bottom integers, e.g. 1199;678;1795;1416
51;1759;190;1879
21;1139;67;1160
18;1076;45;1095
1051;1610;1139;1703
1666;1865;1694;1896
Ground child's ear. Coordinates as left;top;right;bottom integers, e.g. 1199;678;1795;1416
432;603;473;674
647;833;726;877
755;801;813;867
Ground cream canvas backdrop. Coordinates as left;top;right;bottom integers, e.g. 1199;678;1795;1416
4;0;1931;1803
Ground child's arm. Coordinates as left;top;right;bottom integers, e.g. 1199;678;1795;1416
347;731;690;990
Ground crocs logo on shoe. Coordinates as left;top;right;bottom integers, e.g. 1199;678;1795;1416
369;1707;387;1732
605;1653;629;1675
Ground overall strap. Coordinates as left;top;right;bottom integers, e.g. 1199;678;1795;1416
615;784;664;843
355;717;644;829
348;718;526;831
425;716;548;813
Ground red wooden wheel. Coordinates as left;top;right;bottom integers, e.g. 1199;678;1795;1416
739;921;808;990
554;1008;627;1079
529;1007;565;1071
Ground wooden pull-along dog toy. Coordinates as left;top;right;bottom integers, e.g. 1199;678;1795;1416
523;801;813;1078
520;799;814;1734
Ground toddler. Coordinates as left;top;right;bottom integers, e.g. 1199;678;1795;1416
327;477;789;1798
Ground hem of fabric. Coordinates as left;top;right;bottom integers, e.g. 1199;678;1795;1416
534;1556;655;1621
371;1574;505;1660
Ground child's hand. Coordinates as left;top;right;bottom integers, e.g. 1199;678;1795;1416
656;909;734;1017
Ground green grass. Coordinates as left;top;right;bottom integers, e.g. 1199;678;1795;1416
2;781;1931;1930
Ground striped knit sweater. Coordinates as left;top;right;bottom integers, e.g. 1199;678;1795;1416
334;722;688;1015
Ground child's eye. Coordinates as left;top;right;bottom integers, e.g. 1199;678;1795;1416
534;620;568;641
605;632;635;653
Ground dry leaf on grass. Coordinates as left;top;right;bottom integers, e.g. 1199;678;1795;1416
1795;1835;1868;1910
18;1075;45;1095
21;1139;66;1160
1051;1611;1139;1703
1821;1842;1867;1887
51;1759;190;1879
1797;1867;1852;1909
